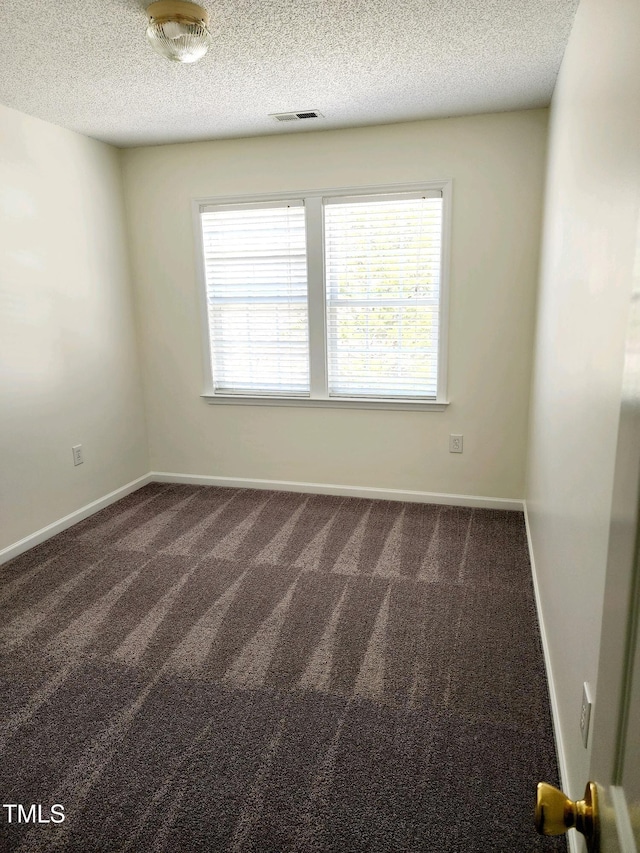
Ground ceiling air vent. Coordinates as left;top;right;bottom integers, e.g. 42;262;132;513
270;110;324;122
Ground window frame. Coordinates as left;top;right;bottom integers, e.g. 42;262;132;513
193;180;452;411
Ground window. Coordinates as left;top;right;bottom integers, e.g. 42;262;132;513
200;202;309;396
196;182;450;410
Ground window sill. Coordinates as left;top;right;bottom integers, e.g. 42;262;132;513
201;394;449;412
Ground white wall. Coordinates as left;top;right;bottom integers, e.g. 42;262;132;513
0;104;149;551
526;0;640;798
122;110;547;500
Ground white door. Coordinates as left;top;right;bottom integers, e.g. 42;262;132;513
537;219;640;852
589;226;640;851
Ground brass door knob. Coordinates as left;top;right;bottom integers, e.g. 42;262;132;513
535;781;600;853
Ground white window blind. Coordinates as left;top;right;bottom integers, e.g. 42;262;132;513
324;193;443;399
200;202;310;396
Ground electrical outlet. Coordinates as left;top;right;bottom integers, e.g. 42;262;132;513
449;434;463;453
72;444;84;466
580;682;593;748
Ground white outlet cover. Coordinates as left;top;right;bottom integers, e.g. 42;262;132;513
449;434;463;453
580;681;593;748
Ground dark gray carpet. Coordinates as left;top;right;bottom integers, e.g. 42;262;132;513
0;484;566;852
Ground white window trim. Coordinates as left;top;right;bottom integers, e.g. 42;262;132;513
192;180;452;411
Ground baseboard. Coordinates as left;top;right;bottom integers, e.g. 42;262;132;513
0;474;152;567
151;471;524;511
523;502;580;853
0;470;523;569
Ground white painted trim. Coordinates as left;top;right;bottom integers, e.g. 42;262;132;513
437;179;452;405
523;501;580;853
200;393;448;411
0;472;527;568
193;180;451;209
0;474;152;566
305;194;328;399
191;198;216;396
151;471;523;510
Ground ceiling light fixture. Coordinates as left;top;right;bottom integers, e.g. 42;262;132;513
146;0;212;64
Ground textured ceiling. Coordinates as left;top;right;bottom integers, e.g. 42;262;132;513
0;0;580;148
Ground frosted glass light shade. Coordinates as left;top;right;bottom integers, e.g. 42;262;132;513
146;1;211;64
